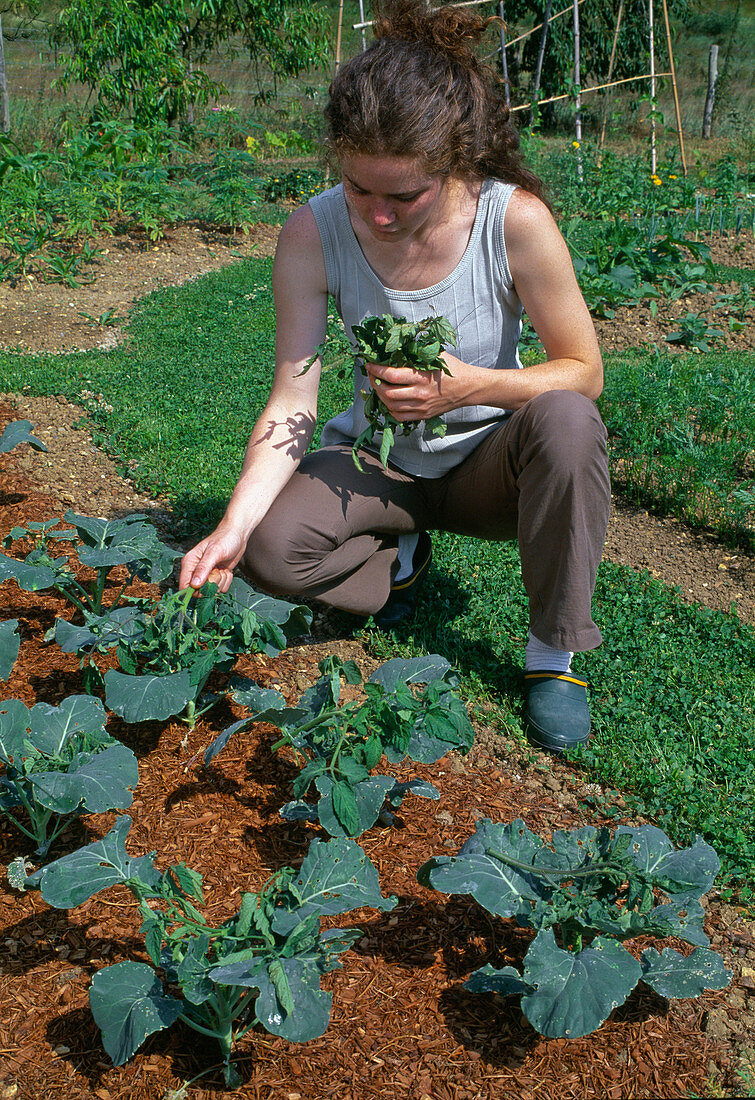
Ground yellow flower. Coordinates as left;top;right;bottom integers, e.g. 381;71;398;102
651;174;662;185
669;174;678;180
572;140;580;149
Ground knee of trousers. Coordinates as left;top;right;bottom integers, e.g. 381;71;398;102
240;519;309;598
521;390;609;474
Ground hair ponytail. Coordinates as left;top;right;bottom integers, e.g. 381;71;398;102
325;0;549;205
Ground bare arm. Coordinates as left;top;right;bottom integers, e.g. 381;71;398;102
179;205;328;590
365;189;602;418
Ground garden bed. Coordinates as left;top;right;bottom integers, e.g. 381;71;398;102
1;415;753;1099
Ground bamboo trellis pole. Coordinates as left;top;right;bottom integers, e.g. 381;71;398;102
508;71;672;113
499;0;510;107
573;0;582;179
649;0;657;174
530;0;553;124
598;0;624;157
335;0;345;73
353;0;587;35
661;0;688;175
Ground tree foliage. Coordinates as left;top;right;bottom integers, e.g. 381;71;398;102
49;0;331;125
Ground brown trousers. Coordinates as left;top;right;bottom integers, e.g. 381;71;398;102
243;390;611;652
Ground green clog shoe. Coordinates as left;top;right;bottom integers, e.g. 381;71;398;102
524;670;591;754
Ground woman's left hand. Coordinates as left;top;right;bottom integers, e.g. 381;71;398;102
365;354;468;420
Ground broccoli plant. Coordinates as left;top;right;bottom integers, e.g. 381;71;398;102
0;419;48;454
0;695;138;859
418;819;731;1039
200;654;475;838
25;816;397;1088
303;313;457;471
0;511;178;616
55;577;312;726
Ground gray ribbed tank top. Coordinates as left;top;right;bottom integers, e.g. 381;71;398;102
309;178;523;477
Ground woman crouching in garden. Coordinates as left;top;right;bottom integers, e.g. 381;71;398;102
179;0;611;755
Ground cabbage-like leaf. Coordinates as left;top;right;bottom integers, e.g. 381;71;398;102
226;578;312;644
27;743;138;814
0;698;32;764
0;419;48;453
0;620;20;682
521;928;642;1038
29;695;108;755
464;964;532;997
617;825;720;896
68;511;178;583
386;778;440;806
271;837;397;934
367;654;453;691
105;669;193;722
31;816;161;907
89;962;183;1066
55;607;147;653
253;958;333;1041
0;552;58;591
405;696;474;763
417;819;545;917
315;774;395;837
640;947;731;999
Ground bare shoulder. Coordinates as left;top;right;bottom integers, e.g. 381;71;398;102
273;204;327;291
504;188;563;249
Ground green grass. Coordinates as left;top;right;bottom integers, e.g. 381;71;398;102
1;256;753;890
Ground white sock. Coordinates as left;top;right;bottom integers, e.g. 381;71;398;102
525;631;573;674
394;533;420;582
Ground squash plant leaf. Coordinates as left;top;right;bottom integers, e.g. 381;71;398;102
0;619;20;682
89;961;183;1065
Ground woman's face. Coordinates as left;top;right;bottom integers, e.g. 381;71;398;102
339;154;447;241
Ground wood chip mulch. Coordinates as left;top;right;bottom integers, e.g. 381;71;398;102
0;430;746;1100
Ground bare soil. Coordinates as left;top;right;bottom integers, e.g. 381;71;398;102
0;224;754;1099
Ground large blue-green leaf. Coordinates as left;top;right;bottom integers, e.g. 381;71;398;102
69;512;178;582
226;578;312;639
386;778;440;806
29;695;108;755
89;962;183;1066
175;934;214;1005
271;837;397;934
55;607;147;653
405;697;474;763
0;620;20;682
0;698;31;764
31;816;161;907
315;774;395;838
644;894;710;947
253;957;332;1041
640;947;731;999
0;419;47;453
617;826;720;896
27;743;138;814
521;928;642;1038
105;669;194;722
0;552;58;591
367;655;453;691
228;678;287;713
417;819;545;917
464;964;532;997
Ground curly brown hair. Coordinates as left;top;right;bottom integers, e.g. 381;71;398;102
324;0;548;203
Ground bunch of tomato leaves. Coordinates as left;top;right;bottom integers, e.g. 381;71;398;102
55;578;312;726
26;816;396;1088
200;654;475;838
301;312;457;471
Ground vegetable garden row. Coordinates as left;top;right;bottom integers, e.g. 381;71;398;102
0;421;736;1095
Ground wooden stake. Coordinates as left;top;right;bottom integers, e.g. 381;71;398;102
573;0;582;180
509;71;672;113
0;13;9;134
530;0;553;125
703;43;718;138
649;0;657;175
661;0;688;174
335;0;345;74
499;0;510;107
598;0;624;158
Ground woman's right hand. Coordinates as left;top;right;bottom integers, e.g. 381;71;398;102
178;524;250;593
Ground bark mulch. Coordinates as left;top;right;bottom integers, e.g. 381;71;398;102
0;438;748;1100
